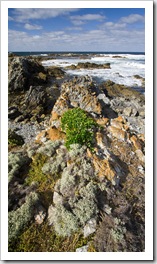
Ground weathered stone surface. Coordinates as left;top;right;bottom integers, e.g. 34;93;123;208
50;76;102;127
108;126;127;141
25;86;48;111
47;66;65;79
34;204;46;224
83;218;97;238
135;149;145;162
8;57;48;92
96;117;109;126
36;127;65;143
130;135;142;150
76;245;89;252
110;119;124;129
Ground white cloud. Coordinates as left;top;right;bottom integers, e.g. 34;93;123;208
11;8;80;22
120;14;144;24
103;21;126;29
24;23;43;30
8;16;14;21
70;13;105;25
8;26;144;52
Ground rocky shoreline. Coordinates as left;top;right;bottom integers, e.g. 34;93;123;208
8;55;145;252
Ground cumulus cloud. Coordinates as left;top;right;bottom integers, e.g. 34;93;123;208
24;23;43;30
11;8;80;22
8;26;144;52
120;14;144;24
70;14;105;25
103;21;126;29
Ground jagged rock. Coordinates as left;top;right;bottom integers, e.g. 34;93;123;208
130;135;142;150
47;66;65;79
76;245;89;252
123;106;132;116
24;86;48;111
96;117;109;126
8;57;48;92
36;127;66;143
108;126;127;141
83;218;97;238
135;149;145;163
53;191;64;205
50;76;102;127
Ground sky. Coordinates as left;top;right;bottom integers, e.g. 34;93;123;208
8;8;145;52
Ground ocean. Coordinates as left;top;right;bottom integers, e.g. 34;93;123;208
10;51;145;89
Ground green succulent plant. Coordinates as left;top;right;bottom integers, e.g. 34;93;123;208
61;108;97;149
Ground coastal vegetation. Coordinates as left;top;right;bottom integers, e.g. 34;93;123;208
8;54;145;252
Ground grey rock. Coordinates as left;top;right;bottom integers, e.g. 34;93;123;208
34;204;46;224
123;106;132;116
83;218;97;238
97;93;110;105
53;191;64;205
76;245;89;252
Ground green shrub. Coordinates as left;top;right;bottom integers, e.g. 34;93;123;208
61;108;97;149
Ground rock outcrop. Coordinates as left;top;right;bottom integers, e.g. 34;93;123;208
8;57;145;252
8;57;48;93
66;62;111;70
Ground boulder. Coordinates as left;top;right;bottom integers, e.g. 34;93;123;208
66;62;111;70
24;86;48;113
50;76;102;127
8;57;48;93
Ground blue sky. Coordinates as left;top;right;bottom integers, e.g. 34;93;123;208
8;8;145;52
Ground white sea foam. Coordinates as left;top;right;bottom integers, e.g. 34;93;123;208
42;54;145;88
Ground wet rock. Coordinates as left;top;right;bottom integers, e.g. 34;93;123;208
67;62;111;70
47;66;65;79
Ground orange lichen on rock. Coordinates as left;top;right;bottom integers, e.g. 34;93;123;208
108;126;127;141
87;149;116;181
114;116;126;124
130;135;142;150
36;127;65;143
96;118;109;126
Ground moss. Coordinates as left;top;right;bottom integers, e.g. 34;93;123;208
26;153;48;186
26;152;61;209
9;220;93;252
